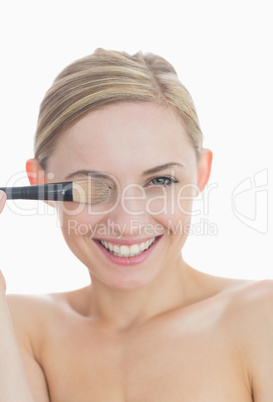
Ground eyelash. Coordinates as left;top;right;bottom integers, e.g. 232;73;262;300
144;175;179;188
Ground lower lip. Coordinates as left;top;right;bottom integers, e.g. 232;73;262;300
93;236;162;266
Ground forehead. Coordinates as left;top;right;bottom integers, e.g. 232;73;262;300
47;102;196;177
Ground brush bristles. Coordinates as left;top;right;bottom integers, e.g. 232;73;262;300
72;179;113;204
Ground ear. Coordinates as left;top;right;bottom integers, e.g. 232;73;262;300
25;158;55;207
26;158;46;186
196;149;213;194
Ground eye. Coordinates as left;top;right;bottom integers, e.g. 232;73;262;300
144;176;178;188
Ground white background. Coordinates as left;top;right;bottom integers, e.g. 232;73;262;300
0;0;272;294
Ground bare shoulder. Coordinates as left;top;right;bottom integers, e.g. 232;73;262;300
220;279;273;399
195;269;273;343
6;286;90;336
195;267;273;311
209;276;273;328
222;278;273;319
230;278;273;342
6;293;59;344
5;289;87;375
6;287;83;319
5;293;61;401
6;292;61;319
6;293;53;322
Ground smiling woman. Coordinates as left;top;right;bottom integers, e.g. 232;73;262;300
0;48;272;401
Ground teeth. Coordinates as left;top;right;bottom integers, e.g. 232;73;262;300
100;238;156;257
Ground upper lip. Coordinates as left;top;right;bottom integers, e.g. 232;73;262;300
93;235;161;245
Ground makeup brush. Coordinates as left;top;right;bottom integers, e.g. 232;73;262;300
0;178;113;205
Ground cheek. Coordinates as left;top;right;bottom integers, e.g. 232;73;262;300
146;184;196;219
149;185;196;244
56;202;107;240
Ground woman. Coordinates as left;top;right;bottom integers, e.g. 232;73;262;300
0;49;272;401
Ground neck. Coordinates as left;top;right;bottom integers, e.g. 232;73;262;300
87;255;197;331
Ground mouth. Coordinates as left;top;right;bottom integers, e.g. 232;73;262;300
92;235;162;266
98;237;157;258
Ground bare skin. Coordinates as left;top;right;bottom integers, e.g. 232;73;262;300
7;273;273;401
2;102;273;401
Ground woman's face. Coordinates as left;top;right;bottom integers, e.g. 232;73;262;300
45;102;208;290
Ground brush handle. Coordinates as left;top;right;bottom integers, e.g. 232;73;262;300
0;182;73;201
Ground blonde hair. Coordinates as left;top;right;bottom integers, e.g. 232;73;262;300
34;48;203;169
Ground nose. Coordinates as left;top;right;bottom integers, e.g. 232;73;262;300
120;183;147;216
105;184;153;238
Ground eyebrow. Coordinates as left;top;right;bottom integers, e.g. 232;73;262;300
65;170;109;180
65;163;184;181
141;162;184;176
